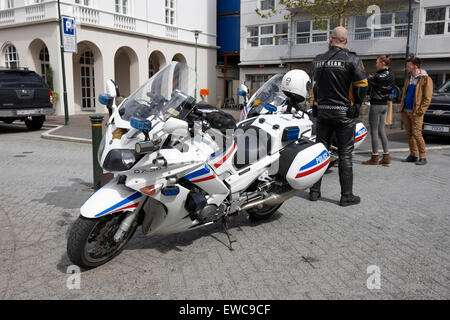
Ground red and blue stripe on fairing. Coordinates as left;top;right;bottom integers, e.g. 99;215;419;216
296;150;331;179
95;192;142;217
355;127;368;142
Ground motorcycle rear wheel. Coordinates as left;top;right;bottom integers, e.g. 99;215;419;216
67;213;137;269
247;204;282;221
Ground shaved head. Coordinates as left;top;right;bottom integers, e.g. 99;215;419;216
331;26;348;46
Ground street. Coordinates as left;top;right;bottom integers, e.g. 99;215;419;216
0;123;449;300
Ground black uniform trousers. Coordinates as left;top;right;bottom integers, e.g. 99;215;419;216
311;110;356;196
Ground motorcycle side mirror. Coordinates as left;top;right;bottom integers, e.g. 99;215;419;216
106;79;119;98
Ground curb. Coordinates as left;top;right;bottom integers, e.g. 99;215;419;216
41;125;92;144
354;146;450;155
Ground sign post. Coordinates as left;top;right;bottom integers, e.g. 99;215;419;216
57;0;76;125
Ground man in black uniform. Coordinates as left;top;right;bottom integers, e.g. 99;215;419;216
310;26;368;207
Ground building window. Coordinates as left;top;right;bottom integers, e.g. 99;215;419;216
245;74;275;95
39;46;49;81
247;23;288;48
247;26;259;47
80;51;96;110
373;13;393;38
296;21;311;44
74;0;91;6
165;0;175;25
312;20;328;42
260;25;274;46
115;0;128;15
354;12;412;40
275;23;288;45
355;15;371;40
424;7;449;35
394;11;410;37
295;20;329;44
5;45;19;69
260;0;274;11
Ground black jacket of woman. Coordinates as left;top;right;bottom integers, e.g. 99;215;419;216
369;68;395;105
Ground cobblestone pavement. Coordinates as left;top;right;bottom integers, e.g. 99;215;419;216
0;123;449;300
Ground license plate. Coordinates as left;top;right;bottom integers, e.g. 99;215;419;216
424;125;449;133
17;109;39;116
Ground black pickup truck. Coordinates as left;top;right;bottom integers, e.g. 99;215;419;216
0;68;54;130
423;80;450;138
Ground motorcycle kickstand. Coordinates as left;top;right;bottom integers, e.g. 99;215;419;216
221;217;237;251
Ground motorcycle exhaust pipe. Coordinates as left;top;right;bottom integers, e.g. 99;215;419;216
238;189;300;213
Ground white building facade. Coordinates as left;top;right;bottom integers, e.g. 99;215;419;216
0;0;218;115
240;0;450;94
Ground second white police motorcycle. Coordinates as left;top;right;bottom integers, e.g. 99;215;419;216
67;62;331;269
238;72;368;165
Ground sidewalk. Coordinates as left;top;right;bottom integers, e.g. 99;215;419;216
42;112;450;153
42;113;109;144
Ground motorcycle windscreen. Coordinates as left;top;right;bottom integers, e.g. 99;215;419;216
278;140;331;190
240;74;285;121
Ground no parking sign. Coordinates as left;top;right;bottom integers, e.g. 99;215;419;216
62;16;77;53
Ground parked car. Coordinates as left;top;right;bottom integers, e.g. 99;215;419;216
423;80;450;138
0;68;54;130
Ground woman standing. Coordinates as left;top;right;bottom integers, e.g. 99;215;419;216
363;55;395;166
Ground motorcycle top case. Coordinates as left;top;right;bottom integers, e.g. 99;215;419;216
278;139;331;190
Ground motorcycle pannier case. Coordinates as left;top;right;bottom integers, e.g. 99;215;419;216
279;139;331;190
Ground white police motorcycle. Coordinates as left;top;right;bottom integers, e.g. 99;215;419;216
239;73;368;163
67;62;331;269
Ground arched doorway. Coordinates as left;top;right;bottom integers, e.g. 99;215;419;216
172;53;187;65
79;51;96;110
148;50;166;78
114;46;139;97
28;39;50;83
72;41;103;112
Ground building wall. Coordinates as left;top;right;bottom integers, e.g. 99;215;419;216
0;0;217;115
240;0;450;90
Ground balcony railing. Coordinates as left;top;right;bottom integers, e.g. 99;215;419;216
0;1;215;46
25;3;45;22
114;14;136;31
0;9;14;25
74;6;99;25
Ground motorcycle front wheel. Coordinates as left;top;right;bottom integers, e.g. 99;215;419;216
67;212;138;269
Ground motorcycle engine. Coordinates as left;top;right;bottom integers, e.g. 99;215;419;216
185;190;226;223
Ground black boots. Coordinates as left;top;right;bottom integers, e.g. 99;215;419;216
415;158;428;166
309;191;321;201
402;155;418;163
340;194;361;207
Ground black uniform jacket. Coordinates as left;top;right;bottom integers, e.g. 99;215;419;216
313;46;368;108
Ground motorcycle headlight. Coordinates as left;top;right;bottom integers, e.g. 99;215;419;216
103;149;139;172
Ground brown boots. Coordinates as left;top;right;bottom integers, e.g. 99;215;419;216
362;153;392;166
379;153;392;167
362;154;380;165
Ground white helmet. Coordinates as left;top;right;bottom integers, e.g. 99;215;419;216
281;69;311;102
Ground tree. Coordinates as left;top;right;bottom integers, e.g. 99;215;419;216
256;0;404;30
